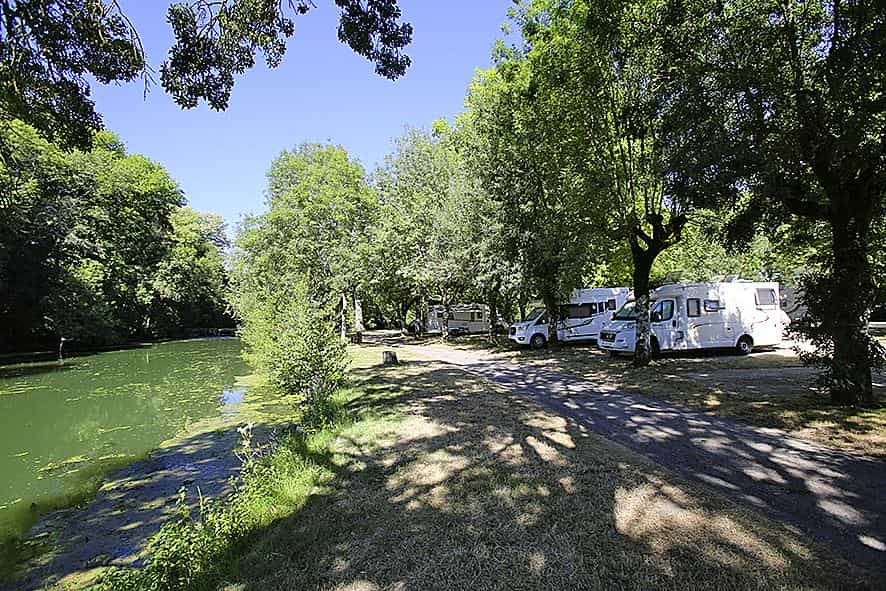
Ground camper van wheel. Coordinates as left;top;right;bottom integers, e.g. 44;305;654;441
736;336;753;355
530;334;547;349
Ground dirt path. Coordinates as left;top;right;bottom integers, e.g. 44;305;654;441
401;343;886;576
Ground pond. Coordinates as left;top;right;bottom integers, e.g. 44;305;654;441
0;338;250;544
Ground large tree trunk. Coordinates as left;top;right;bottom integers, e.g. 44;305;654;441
631;243;655;367
542;291;559;345
829;216;875;405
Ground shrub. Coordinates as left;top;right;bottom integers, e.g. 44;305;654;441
233;275;347;413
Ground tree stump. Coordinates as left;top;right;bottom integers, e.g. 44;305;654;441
382;350;399;365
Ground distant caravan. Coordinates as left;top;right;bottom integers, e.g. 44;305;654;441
598;281;791;356
425;304;490;335
509;287;631;348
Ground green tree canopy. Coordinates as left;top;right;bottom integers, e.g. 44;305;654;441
661;0;886;404
0;120;230;347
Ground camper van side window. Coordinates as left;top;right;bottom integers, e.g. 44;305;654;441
703;299;721;312
755;288;777;307
687;299;701;317
607;299;617;310
651;300;674;322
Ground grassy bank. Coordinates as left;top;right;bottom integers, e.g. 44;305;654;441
82;345;869;590
442;337;886;457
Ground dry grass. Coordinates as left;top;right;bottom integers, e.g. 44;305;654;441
209;345;868;590
449;338;886;458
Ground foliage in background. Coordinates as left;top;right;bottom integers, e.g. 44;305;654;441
0;120;231;350
150;208;231;336
366;124;517;327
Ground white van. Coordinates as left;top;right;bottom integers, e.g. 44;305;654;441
558;287;631;342
507;305;551;348
508;287;631;348
598;281;790;355
425;304;490;335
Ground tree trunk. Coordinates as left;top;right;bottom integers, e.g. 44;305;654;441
340;292;348;341
829;217;874;405
442;300;450;338
632;245;655;367
353;293;364;334
488;288;499;341
542;291;559;345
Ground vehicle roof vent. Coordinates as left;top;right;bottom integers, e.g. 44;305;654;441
663;270;684;284
724;274;741;282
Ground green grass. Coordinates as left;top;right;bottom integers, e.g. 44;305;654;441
63;344;873;590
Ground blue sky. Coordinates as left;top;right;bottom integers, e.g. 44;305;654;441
90;1;515;232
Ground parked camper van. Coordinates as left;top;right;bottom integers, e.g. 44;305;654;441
558;287;631;342
425;304;490;335
509;287;631;348
598;281;790;355
508;306;550;348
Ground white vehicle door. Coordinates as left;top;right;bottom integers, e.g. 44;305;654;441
559;303;595;340
750;287;782;346
685;296;730;348
650;299;680;350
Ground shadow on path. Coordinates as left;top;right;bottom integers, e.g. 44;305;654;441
178;359;861;590
403;344;886;575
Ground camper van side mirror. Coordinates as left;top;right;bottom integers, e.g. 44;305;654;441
610;313;615;320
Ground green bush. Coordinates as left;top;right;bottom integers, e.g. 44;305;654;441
234;275;347;412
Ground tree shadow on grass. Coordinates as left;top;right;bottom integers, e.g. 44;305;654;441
170;360;870;590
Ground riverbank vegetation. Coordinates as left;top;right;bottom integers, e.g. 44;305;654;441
0;120;232;351
93;347;867;591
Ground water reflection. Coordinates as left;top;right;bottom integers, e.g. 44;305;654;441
0;338;248;541
221;388;245;405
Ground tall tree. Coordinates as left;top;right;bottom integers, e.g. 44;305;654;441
479;0;704;362
235;143;375;338
465;47;602;341
664;0;886;404
0;0;412;150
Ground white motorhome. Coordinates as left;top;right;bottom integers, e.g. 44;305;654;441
508;287;631;348
598;281;790;355
507;305;550;348
558;287;631;342
425;304;490;335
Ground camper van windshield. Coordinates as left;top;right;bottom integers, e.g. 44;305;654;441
612;301;639;321
526;307;546;322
